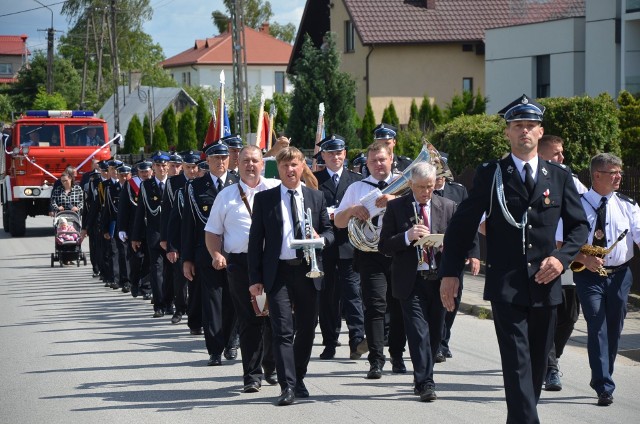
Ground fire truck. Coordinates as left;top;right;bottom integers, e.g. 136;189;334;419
1;110;114;237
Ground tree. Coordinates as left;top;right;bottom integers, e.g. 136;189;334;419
142;114;152;146
211;0;296;43
0;94;14;121
269;22;297;43
287;33;357;149
162;107;178;149
444;90;487;121
408;99;419;127
32;87;67;110
418;95;433;131
123;114;145;154
151;122;168;151
385;101;400;127
177;109;197;151
361;97;376;148
618;90;640;165
195;95;212;145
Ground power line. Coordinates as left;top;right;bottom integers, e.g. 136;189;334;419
0;1;66;19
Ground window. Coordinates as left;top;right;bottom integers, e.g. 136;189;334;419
0;63;13;75
462;44;473;52
275;71;285;94
536;55;550;98
345;21;355;53
463;78;473;93
181;71;191;86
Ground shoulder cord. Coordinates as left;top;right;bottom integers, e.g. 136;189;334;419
166;179;175;207
127;183;138;207
141;183;162;217
187;183;209;225
177;189;185;219
237;184;252;216
491;165;528;254
106;186;118;214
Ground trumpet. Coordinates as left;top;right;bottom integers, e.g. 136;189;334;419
289;207;325;278
413;201;424;265
570;229;628;276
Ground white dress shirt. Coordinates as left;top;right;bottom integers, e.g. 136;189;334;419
511;153;539;184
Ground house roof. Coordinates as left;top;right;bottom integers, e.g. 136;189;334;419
161;25;293;68
0;34;29;55
97;86;197;138
344;0;585;44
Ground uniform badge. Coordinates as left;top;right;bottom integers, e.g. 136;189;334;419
507;165;514;174
541;167;548;176
543;188;551;204
594;229;605;240
203;205;208;212
153;196;158;201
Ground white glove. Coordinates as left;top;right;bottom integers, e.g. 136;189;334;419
118;231;128;242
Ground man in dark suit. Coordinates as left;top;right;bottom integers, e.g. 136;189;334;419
102;164;131;291
313;135;367;360
248;147;334;406
132;152;170;317
182;142;239;366
81;160;108;278
432;169;480;362
380;161;456;401
440;94;589;423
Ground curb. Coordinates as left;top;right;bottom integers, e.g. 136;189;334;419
459;301;493;320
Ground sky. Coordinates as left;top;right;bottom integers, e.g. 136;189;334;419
0;0;306;59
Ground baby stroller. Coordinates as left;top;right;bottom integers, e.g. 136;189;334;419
51;211;87;267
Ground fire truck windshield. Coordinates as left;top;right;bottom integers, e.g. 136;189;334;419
64;125;106;147
20;125;61;147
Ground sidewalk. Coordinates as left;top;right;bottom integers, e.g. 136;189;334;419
459;271;640;362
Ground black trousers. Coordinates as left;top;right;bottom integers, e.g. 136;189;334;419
148;245;167;312
171;258;188;315
440;275;464;355
358;251;391;368
88;224;101;274
491;302;556;424
386;287;406;358
101;234;118;283
163;254;175;312
227;253;275;385
128;240;149;296
187;277;201;330
400;276;445;388
547;285;580;370
115;236;129;285
267;260;319;390
319;248;364;348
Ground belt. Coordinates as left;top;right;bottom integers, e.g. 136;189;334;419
228;252;247;259
603;262;629;275
417;270;439;280
280;258;303;266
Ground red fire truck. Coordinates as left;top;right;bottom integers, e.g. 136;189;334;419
1;110;114;236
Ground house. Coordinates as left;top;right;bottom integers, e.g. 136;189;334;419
161;23;293;99
0;35;29;85
485;0;640;113
97;85;197;140
291;0;585;123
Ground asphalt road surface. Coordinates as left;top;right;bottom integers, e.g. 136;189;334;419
1;213;639;423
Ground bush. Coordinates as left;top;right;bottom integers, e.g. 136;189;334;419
123;114;145;154
617;90;640;165
361;97;376;148
177;108;197;151
539;93;621;172
161;106;178;148
151;123;168;152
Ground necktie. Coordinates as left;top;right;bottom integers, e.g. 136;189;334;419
378;180;388;190
332;173;339;188
593;196;608;247
523;163;535;196
419;203;432;265
159;181;164;194
433;189;444;197
288;189;304;259
216;178;224;193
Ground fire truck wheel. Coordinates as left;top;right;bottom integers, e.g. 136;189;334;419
8;201;26;237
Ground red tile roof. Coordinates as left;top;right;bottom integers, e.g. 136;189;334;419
0;34;29;55
344;0;585;44
161;25;293;68
0;77;18;84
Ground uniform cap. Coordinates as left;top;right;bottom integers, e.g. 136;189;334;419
205;141;229;156
197;160;209;171
313;151;325;165
179;150;201;164
352;153;367;167
498;94;545;122
117;165;132;174
373;123;397;140
136;160;153;171
168;152;183;163
317;134;346;152
152;151;171;163
221;135;243;149
107;159;123;168
98;160;109;171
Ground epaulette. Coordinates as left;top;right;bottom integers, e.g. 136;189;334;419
481;160;498;168
572;172;579;178
447;181;464;187
616;192;637;205
398;155;411;162
545;160;570;172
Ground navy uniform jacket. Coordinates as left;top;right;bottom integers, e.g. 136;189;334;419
440;156;589;307
313;168;362;259
84;177;107;231
166;187;186;253
117;179;141;238
81;173;102;230
379;194;456;300
102;180;123;234
434;180;481;260
132;179;164;248
160;173;189;243
248;185;334;293
181;173;238;264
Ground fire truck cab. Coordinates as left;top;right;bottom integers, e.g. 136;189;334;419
1;110;113;237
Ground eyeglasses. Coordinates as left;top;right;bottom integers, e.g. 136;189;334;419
596;170;624;177
60;179;71;183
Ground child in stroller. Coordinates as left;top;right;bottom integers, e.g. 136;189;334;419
55;216;80;244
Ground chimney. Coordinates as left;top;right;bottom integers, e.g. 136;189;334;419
260;22;270;33
129;71;142;94
426;0;435;9
227;20;232;33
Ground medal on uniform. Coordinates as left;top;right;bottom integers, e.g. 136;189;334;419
203;205;208;212
543;188;551;204
541;167;548;176
594;229;605;240
507;165;514;174
153;196;158;201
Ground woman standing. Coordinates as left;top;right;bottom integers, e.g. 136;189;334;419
50;172;84;215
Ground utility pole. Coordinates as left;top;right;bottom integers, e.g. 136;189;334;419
231;0;250;138
109;0;120;134
35;0;54;94
80;8;92;109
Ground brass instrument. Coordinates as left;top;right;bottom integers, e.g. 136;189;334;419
413;201;424;265
289;207;325;278
347;144;433;252
570;229;628;276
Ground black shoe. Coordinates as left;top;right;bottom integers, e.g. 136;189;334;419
319;345;336;360
544;369;562;391
366;365;383;379
295;380;309;398
152;310;164;318
350;338;369;360
130;284;139;298
597;392;613;406
207;354;222;366
391;357;407;373
190;328;203;335
104;280;111;287
277;387;295;406
419;385;437;402
142;293;152;301
121;283;131;294
92;271;100;278
110;281;120;290
435;351;446;364
224;346;238;360
243;381;261;393
171;313;182;324
264;372;278;386
444;351;452;358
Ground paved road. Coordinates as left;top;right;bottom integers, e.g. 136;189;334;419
1;213;639;423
